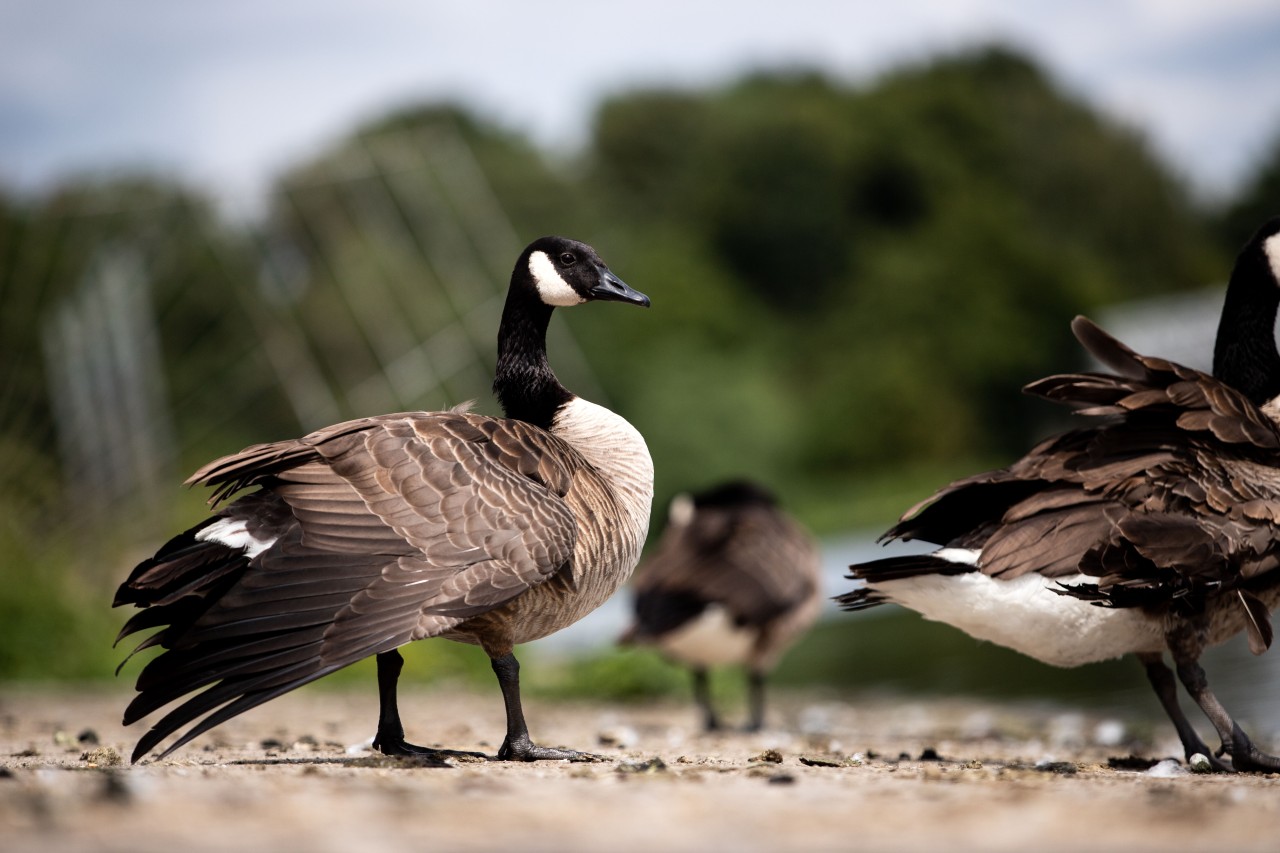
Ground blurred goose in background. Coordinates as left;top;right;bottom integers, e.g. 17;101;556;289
841;217;1280;772
621;480;822;731
114;236;653;764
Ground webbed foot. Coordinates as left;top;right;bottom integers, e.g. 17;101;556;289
1221;724;1280;773
495;735;603;762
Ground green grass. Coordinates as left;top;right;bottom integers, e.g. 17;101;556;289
525;646;689;701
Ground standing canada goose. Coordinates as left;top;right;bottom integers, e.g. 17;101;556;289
620;480;822;731
114;236;653;763
839;217;1280;772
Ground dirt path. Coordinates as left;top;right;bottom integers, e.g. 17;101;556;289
4;686;1280;852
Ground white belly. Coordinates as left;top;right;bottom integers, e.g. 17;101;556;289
873;572;1166;667
657;605;757;668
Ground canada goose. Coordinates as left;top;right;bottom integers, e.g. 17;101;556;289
620;480;822;731
839;217;1280;772
114;236;654;763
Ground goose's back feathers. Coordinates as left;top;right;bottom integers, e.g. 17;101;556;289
637;502;819;625
627;483;821;668
199;408;586;580
842;223;1280;768
116;408;639;759
1030;317;1280;450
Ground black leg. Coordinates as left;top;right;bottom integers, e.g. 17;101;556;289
1173;651;1280;773
692;667;721;732
491;652;599;762
372;650;411;753
1137;652;1229;771
744;669;766;733
372;649;481;763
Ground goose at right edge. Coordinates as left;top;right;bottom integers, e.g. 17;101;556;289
840;217;1280;772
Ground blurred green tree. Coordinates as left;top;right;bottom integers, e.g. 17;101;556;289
1216;127;1280;252
581;45;1222;508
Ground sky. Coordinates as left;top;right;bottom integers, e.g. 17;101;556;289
3;1;1280;214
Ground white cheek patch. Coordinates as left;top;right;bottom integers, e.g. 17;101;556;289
1265;233;1280;284
528;250;585;306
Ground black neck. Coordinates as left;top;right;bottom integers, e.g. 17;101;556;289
1213;243;1280;406
493;284;572;430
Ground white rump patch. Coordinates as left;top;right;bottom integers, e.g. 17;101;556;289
528;250;584;306
873;571;1165;667
197;517;276;559
657;605;756;668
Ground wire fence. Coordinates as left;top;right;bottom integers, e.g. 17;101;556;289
2;115;600;571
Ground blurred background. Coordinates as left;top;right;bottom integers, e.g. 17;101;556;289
4;1;1280;732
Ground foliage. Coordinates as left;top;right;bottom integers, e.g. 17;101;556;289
526;647;689;701
580;45;1223;511
1216;126;1280;253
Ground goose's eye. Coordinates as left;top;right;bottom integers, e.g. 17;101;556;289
559;252;576;266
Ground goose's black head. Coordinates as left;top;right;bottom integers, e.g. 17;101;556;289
518;236;650;309
496;236;648;428
1213;217;1280;405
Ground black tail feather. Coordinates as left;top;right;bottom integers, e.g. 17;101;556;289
837;553;976;612
131;661;347;762
834;587;887;612
847;553;976;583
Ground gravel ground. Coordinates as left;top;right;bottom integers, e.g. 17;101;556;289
3;686;1280;852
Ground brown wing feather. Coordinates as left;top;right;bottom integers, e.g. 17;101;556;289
876;316;1280;605
633;503;820;627
117;409;589;759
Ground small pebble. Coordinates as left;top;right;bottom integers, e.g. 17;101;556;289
616;757;667;775
81;746;123;767
798;754;842;767
1188;754;1213;774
